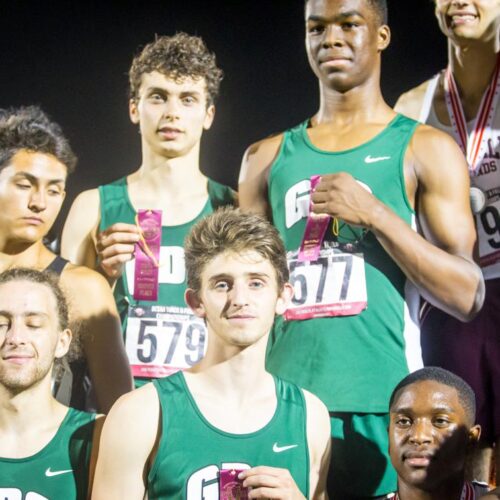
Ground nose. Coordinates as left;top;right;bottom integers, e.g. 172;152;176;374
229;282;250;308
408;419;433;445
322;25;345;49
163;97;181;120
28;188;46;212
5;320;27;346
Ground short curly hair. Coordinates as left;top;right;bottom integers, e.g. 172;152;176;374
129;33;223;106
0;106;76;173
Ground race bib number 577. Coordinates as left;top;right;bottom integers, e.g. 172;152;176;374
285;247;367;320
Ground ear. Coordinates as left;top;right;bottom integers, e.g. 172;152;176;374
203;104;215;130
275;282;294;316
129;98;140;125
377;25;391;52
54;328;72;359
185;288;206;318
468;424;481;445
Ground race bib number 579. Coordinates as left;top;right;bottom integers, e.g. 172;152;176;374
125;305;207;378
285;247;367;320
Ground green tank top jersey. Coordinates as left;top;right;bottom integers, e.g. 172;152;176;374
148;372;309;499
267;114;423;413
99;177;234;386
0;408;95;500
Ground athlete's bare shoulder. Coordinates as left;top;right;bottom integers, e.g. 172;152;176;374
239;132;284;214
61;188;101;267
395;78;436;120
59;263;117;318
302;389;330;500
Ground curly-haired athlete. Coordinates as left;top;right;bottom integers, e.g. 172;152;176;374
0;106;132;412
62;33;235;387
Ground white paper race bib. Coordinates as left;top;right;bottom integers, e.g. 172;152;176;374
477;196;500;266
285;246;367;320
125;305;207;378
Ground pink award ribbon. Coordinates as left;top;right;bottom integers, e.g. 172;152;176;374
219;469;249;500
133;209;162;301
298;175;331;262
444;54;500;174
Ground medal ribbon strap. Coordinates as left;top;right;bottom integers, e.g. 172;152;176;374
444;54;500;174
298;175;331;262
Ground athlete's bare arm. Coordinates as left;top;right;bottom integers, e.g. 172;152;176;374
61;189;140;283
394;79;432;121
61;266;133;413
238;390;330;499
238;134;284;218
303;390;331;499
87;414;105;499
61;189;101;270
92;384;159;499
311;125;483;321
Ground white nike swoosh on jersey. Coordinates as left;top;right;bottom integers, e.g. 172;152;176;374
45;467;73;477
272;443;298;453
364;155;391;163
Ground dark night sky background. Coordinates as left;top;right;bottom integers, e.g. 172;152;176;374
0;1;447;235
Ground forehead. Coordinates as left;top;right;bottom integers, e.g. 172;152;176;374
0;280;58;317
138;70;208;96
1;150;67;181
306;0;376;19
391;380;463;414
200;250;278;281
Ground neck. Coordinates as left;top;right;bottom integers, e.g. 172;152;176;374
448;39;499;100
397;474;465;500
133;141;206;196
191;333;271;399
0;239;52;272
315;68;391;125
0;375;61;434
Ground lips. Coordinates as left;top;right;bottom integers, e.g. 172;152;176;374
403;451;434;467
158;126;183;140
449;11;477;26
3;353;34;365
22;217;44;225
320;54;351;64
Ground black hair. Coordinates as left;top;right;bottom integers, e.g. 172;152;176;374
305;0;388;25
389;367;476;424
0;105;76;173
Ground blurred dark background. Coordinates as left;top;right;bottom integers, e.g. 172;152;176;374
0;0;447;235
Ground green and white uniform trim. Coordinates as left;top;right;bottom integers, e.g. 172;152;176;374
99;177;234;386
267;114;423;412
0;408;95;500
147;371;310;499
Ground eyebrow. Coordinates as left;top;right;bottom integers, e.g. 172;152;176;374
146;86;202;96
13;172;66;185
0;311;49;318
208;272;271;282
392;405;457;414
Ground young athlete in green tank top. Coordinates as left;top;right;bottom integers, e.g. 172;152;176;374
239;1;482;497
62;34;235;388
0;269;102;500
92;209;331;500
